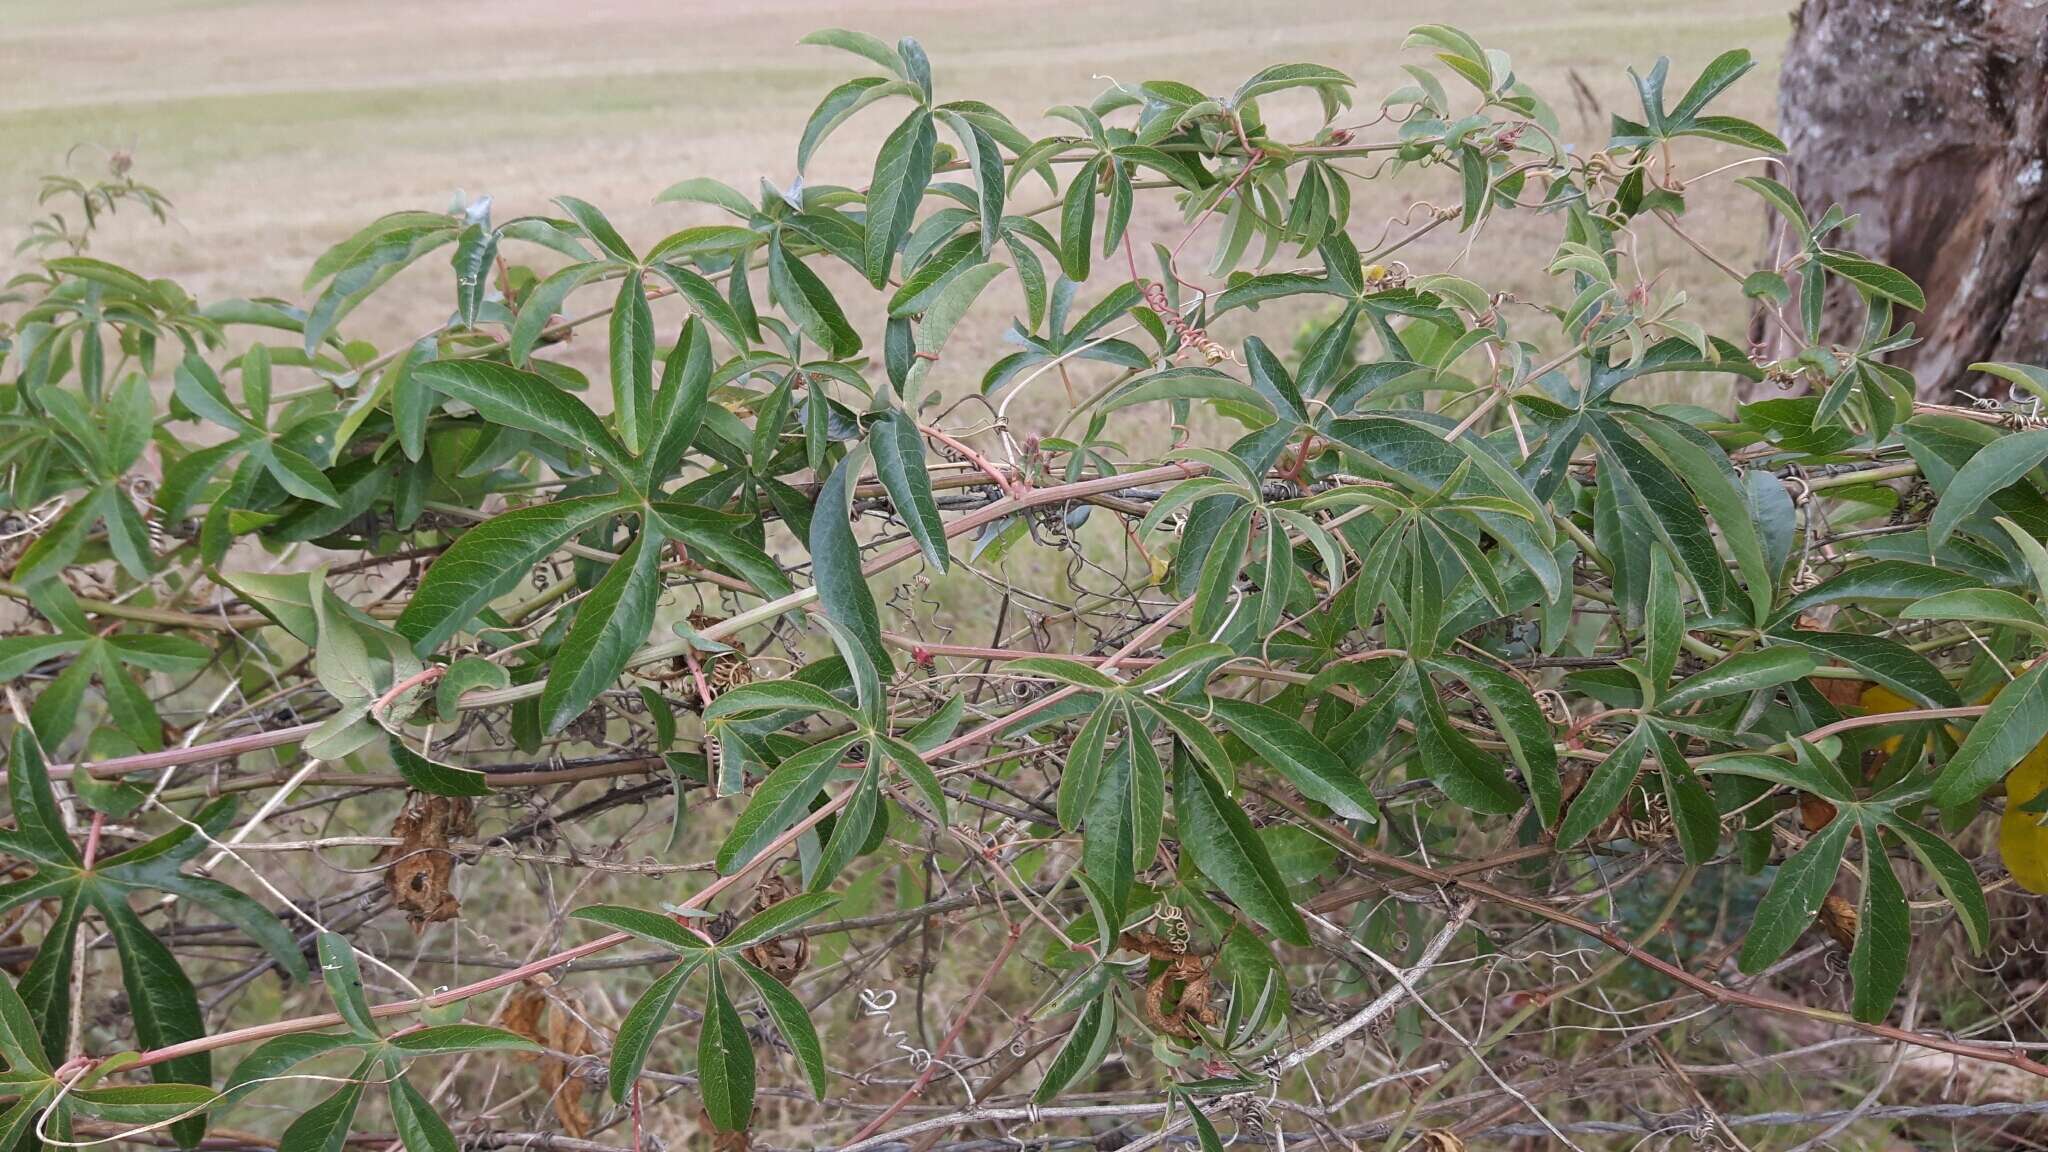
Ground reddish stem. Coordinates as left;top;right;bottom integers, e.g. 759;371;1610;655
919;422;1026;500
80;813;104;870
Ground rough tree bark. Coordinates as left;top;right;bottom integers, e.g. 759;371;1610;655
1760;0;2048;399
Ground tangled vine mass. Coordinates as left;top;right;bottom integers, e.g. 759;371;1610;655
6;23;2048;1152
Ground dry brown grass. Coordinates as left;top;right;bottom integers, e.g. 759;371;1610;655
1;0;1792;352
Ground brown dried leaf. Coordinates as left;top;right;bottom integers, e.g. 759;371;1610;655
373;794;475;930
1808;675;1867;711
1124;934;1216;1041
1819;894;1859;951
1798;793;1839;833
504;978;593;1138
1420;1132;1465;1152
738;874;810;984
699;1106;751;1152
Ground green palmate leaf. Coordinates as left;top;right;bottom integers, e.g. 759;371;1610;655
1902;587;2048;640
0;1089;52;1152
648;503;794;599
278;1056;371;1152
1413;681;1525;815
733;953;829;1097
397;493;634;654
7;732;78;865
555;195;636;263
717;734;859;872
1650;725;1719;865
655;176;754;216
608;960;695;1104
1233;62;1354;106
1771;560;1981;625
646;316;712;484
1185;1098;1226;1152
1033;992;1115;1103
572;905;711;952
800;77;925;171
1102;366;1276;420
451;222;497;327
511;261;611;364
906;262;1007;398
1192;504;1253;639
1060;154;1104;281
888;234;978;318
722;892;840;950
411;360;631;476
1928;427;2048;545
698;965;756;1132
1740;814;1852;973
100;897;211;1143
768;239;860;357
610;268;655;453
384;1024;538;1057
1849;821;1910;1023
938;109;1005;250
387;1070;459;1152
1209;697;1377;821
1996;516;2048;602
1815;251;1926;311
1669;48;1754;122
316;932;379;1039
12;492;100;585
224;1032;362;1097
389;738;490;797
1558;722;1649;848
1057;699;1116;829
69;1082;218;1127
705;679;855;723
1697;750;1855;801
1620;413;1775;624
1082;735;1139;920
1430;655;1561;827
261;443;341;507
541;529;666;733
877;734;948;821
809;449;892;675
1592;415;1728;614
1008;656;1121;691
1659;648;1819;712
869;409;947;569
800;28;907;77
0;968;50;1073
0;635;86;682
1970;361;2048;405
1172;749;1310;946
811;749;882;889
1933;657;2048;806
1883;816;1989;952
435;657;509;719
1770;629;1960;711
864;110;938;288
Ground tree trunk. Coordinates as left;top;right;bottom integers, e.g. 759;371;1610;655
1761;0;2048;400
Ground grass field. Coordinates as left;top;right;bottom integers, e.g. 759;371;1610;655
2;0;1793;356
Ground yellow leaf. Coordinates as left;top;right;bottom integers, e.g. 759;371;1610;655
2000;738;2048;895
